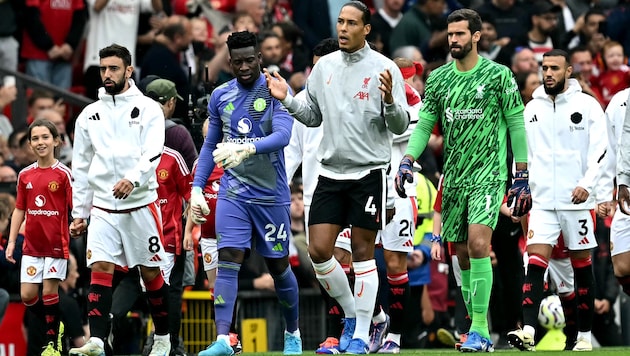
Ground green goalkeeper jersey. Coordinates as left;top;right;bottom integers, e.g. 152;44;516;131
406;56;527;188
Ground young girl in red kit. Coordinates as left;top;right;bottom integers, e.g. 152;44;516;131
5;118;72;356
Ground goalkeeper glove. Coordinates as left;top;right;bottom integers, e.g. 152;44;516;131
213;142;256;170
395;155;415;198
507;170;532;217
190;186;210;224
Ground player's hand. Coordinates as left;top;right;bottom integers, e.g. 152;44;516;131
507;170;532;217
112;179;134;199
190;186;210;224
213;142;256;170
184;234;194;251
430;243;441;261
5;242;15;264
264;69;289;100
395;155;415;198
69;218;88;237
407;250;424;268
378;69;394;104
618;185;630;215
385;207;396;224
571;186;589;204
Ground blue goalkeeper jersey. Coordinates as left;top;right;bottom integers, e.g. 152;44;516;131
193;74;293;205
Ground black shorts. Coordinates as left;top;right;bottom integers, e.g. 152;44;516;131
309;169;386;231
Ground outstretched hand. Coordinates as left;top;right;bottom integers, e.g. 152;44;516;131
379;69;393;104
264;69;289;100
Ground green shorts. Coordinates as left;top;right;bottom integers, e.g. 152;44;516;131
441;182;505;243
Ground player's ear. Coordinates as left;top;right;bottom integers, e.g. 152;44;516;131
472;30;481;44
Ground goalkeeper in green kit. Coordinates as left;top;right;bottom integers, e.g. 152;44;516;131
394;9;531;353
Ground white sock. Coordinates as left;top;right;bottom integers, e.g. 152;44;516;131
353;259;378;343
286;329;301;337
577;331;592;343
523;325;536;339
153;333;170;342
385;333;401;345
312;257;356;317
89;337;104;349
372;308;386;324
217;334;230;343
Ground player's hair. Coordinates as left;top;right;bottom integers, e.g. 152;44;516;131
447;8;482;34
28;119;60;141
99;44;132;67
227;31;259;52
313;38;339;57
543;49;571;65
343;1;371;25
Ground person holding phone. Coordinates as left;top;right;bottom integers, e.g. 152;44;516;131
0;76;16;138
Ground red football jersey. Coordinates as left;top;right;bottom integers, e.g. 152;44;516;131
192;161;224;239
15;161;72;258
156;147;192;255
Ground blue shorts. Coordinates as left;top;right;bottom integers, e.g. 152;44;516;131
215;198;291;258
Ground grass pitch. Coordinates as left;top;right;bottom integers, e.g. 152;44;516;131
246;348;629;356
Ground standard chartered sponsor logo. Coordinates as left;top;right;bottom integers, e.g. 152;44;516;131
453;108;483;121
226;136;263;144
27;209;60;217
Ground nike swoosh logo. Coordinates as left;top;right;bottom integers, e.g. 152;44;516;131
326;74;333;85
357;281;365;297
324;281;331;291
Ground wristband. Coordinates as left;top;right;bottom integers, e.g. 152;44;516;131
430;234;441;244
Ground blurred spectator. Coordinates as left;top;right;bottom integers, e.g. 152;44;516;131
569;45;604;103
37;109;73;167
475;0;530;40
0;0;19;72
390;0;449;63
26;89;55;125
0;165;17;183
259;31;292;80
562;7;607;51
5;128;37;174
367;0;405;57
478;13;512;65
83;0;163;100
21;0;86;90
391;46;427;95
0;192;20;295
550;0;577;42
293;0;333;52
271;21;310;74
606;0;630;58
235;0;266;31
262;0;293;29
511;1;562;65
511;47;540;75
515;71;542;104
136;0;171;69
0;78;17;138
141;15;193;120
592;40;630;107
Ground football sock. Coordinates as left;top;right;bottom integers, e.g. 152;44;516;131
561;292;578;349
88;271;113;340
271;265;300;333
353;259;378;344
144;273;170;336
469;257;493;339
572;256;594;333
42;294;60;344
460;268;472;319
313;258;356;318
214;261;241;335
387;271;409;336
523;253;548;336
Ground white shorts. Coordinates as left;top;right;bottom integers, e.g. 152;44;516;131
20;255;67;283
200;237;218;271
162;252;176;284
86;203;167;268
527;209;596;251
305;205;353;253
547;257;574;295
376;196;416;253
611;208;630;257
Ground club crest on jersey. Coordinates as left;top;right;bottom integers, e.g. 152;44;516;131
204;253;212;264
26;266;37;276
253;98;267;112
237;118;253;134
362;76;371;89
475;84;486;99
35;194;46;207
157;169;169;180
48;181;59;192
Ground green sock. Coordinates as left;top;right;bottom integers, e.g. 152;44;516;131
469;257;493;339
461;268;472;319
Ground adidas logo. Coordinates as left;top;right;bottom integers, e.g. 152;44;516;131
578;237;590;245
26;182;33;189
215;295;225;304
88;113;101;121
48;266;57;273
529;115;538;123
149;254;162;262
224;102;235;113
403;240;413;247
272;243;283;252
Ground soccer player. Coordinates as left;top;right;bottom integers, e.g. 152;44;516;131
507;49;607;352
266;2;409;353
189;31;302;356
5;119;72;356
395;8;531;352
69;44;171;356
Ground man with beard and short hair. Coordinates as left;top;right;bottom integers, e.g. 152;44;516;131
507;49;607;352
511;1;562;65
395;8;530;352
265;1;409;354
258;31;292;80
69;44;171;356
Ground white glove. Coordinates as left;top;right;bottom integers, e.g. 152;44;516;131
190;186;210;224
213;142;256;169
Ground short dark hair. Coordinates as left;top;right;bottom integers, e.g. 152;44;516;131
584;7;606;24
163;17;188;41
99;44;132;67
343;1;371;25
568;45;591;60
227;31;258;52
447;9;482;35
28;118;60;141
27;89;54;108
543;49;570;64
313;38;339;57
258;31;281;45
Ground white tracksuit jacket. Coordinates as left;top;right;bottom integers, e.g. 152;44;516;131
524;78;607;210
72;81;165;219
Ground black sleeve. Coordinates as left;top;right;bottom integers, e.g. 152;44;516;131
24;6;54;51
65;8;87;49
